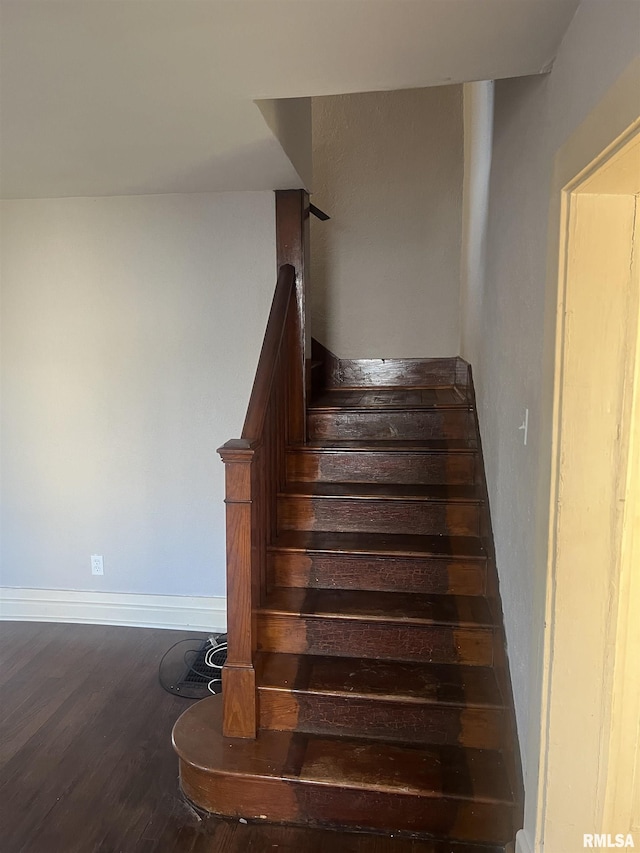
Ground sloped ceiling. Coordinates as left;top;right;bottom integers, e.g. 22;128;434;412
0;0;580;198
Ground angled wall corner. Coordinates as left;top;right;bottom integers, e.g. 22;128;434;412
256;97;313;190
459;79;494;373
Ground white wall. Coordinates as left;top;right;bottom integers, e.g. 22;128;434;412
458;2;640;848
310;86;463;358
0;192;276;600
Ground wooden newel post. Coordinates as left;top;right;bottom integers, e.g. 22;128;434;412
217;439;257;738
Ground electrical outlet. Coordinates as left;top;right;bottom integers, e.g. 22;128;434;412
91;555;104;576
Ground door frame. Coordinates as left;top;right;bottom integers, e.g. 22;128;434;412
535;122;640;852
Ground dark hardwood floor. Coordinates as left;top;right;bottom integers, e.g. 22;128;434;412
0;621;494;853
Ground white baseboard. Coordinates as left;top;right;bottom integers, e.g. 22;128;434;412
0;587;226;632
516;829;535;853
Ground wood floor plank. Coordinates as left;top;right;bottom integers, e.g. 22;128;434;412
0;621;67;688
185;819;505;853
0;674;80;765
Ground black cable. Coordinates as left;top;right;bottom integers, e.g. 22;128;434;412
158;635;227;697
157;637;208;695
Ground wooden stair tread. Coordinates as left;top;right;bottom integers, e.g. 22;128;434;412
175;695;513;805
261;588;494;628
255;652;504;708
270;530;486;559
281;482;481;502
298;438;478;451
310;388;469;410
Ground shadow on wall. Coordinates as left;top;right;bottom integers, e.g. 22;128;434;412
309;199;333;349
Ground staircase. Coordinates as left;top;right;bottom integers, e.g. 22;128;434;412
173;352;521;849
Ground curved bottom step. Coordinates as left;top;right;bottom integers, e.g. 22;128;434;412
173;695;514;846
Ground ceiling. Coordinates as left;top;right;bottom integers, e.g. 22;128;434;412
0;0;581;198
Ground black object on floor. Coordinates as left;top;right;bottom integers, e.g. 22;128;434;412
159;634;227;699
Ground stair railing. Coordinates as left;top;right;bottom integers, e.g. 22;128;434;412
217;262;302;738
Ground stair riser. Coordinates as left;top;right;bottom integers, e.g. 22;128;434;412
258;690;505;750
180;764;513;844
278;496;480;536
286;450;476;485
257;614;494;666
308;409;473;441
323;356;467;389
268;552;487;595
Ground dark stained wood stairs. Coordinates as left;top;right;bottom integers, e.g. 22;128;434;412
173;349;522;848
